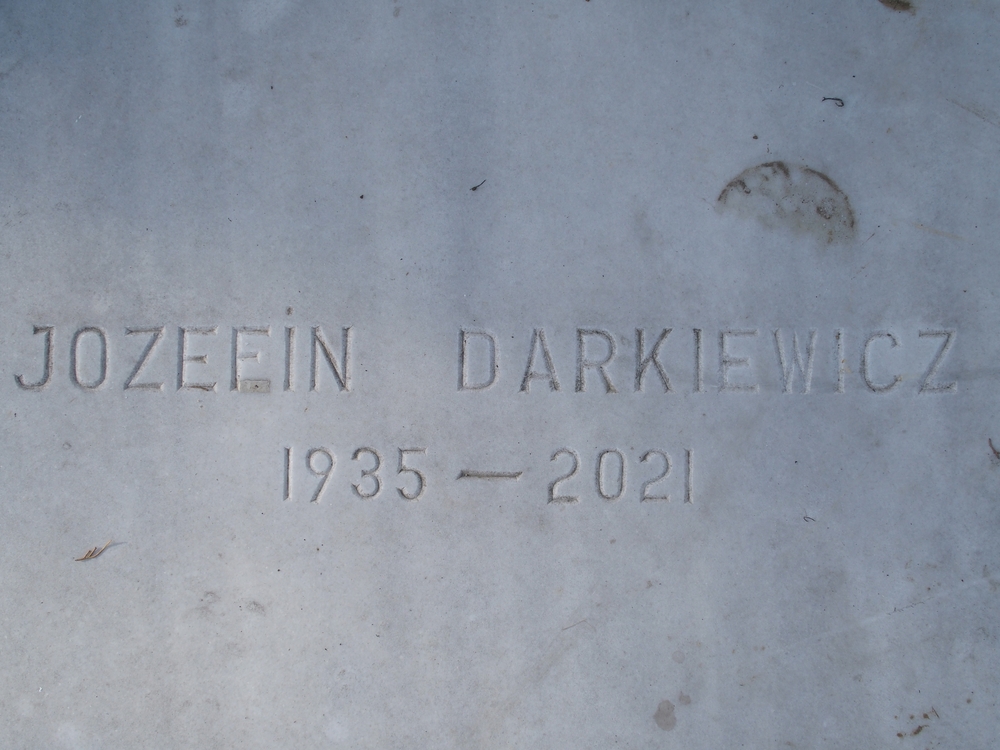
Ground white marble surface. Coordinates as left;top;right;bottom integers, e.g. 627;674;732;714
1;1;998;747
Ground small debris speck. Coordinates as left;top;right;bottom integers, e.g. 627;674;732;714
76;540;112;561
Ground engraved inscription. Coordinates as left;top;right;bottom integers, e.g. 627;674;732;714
11;322;352;395
284;326;295;391
232;326;271;394
576;329;617;393
861;331;902;393
459;330;498;390
693;328;704;393
773;329;817;394
635;328;672;392
6;323;960;396
285;445;692;506
719;329;759;393
596;449;626;501
548;448;692;505
351;447;382;499
70;327;108;390
685;449;693;504
178;326;218;391
310;326;351;392
397;448;427;501
520;328;560;392
283;446;292;501
457;470;523;480
918;330;957;393
461;327;957;394
284;446;427;503
14;325;53;390
124;327;165;390
306;447;335;503
639;450;671;502
549;449;580;504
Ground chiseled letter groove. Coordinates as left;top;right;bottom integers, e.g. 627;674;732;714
124;327;165;390
15;325;54;391
310;326;351;392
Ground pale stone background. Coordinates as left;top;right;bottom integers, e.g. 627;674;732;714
0;1;997;747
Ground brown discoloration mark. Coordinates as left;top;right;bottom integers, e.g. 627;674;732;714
678;692;691;705
879;0;914;12
654;700;676;730
914;223;966;242
717;162;855;244
728;178;749;194
897;707;938;738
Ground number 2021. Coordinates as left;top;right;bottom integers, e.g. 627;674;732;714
548;448;693;504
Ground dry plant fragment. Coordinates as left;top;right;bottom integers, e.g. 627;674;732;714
76;540;111;561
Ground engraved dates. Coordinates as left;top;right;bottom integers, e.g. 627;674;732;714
549;448;693;504
284;446;427;503
282;445;694;506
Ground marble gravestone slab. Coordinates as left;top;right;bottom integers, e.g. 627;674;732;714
0;1;998;747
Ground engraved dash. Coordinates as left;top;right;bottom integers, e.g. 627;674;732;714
457;469;523;480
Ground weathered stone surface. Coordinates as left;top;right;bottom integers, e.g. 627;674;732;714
0;2;997;748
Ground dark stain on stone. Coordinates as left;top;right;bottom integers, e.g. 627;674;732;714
717;161;856;244
196;591;220;618
654;699;676;731
878;0;914;12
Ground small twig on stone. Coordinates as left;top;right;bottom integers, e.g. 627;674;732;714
76;540;112;561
